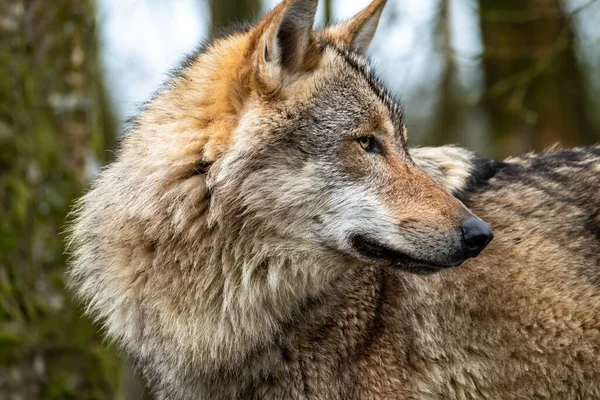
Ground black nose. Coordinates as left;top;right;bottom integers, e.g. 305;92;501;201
461;217;493;258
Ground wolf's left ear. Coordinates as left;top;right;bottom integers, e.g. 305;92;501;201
322;0;386;55
251;0;319;93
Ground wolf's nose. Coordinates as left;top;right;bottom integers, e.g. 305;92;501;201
461;217;493;258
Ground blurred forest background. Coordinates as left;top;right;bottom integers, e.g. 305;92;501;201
1;0;599;398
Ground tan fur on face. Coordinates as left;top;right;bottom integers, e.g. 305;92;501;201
380;157;468;230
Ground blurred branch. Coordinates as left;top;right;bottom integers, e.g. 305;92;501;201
476;0;598;22
450;0;599;61
481;25;570;100
477;0;597;155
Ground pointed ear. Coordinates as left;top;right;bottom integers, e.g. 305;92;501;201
323;0;386;55
251;0;320;94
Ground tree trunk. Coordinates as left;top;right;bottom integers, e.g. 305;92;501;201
478;0;596;156
210;0;261;32
324;0;333;25
0;0;119;398
429;0;461;146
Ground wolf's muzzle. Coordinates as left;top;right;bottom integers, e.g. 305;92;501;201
349;217;493;274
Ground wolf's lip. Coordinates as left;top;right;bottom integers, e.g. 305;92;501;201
350;234;465;274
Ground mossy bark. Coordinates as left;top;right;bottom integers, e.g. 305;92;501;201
0;0;119;398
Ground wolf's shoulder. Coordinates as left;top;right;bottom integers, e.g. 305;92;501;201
465;146;600;285
413;145;600;202
467;146;600;199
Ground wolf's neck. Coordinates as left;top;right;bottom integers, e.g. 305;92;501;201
144;231;353;371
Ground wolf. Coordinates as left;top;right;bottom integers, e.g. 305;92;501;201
67;0;600;398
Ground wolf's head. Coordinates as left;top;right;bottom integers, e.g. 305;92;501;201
195;0;492;273
103;0;492;277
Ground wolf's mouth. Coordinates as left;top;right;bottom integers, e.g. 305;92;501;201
350;234;465;274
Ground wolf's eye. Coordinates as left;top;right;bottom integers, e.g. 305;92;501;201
357;136;382;154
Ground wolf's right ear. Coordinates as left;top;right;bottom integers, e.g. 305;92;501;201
249;0;320;94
